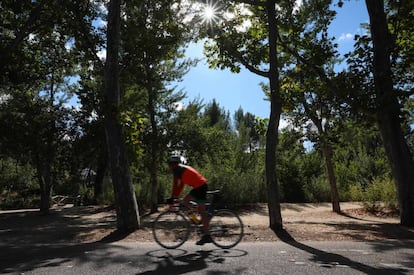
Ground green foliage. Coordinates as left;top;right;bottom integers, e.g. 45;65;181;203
203;153;267;205
94;177;115;206
208;170;267;205
333;121;391;200
121;110;147;156
1;0;411;216
349;177;398;212
303;177;332;203
277;128;307;202
0;158;38;209
0;158;36;192
0;0;103;212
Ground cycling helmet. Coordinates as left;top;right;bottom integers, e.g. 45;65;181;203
167;155;181;164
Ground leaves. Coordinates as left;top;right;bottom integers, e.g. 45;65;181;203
1;0;410;213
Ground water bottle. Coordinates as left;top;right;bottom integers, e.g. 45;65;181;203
189;212;200;224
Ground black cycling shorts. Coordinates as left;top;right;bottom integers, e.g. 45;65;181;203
189;183;208;203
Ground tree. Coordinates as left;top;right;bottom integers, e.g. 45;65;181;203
0;0;48;72
201;0;336;230
201;0;285;231
282;73;342;212
201;100;234;166
0;87;76;213
168;99;209;165
74;64;108;203
203;99;232;130
104;0;140;232
274;0;341;212
121;0;195;212
234;108;262;153
364;0;414;226
0;0;94;213
277;127;307;202
333;119;390;195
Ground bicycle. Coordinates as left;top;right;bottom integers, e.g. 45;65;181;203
152;190;244;249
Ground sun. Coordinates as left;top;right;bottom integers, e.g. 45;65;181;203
201;1;220;25
204;6;216;20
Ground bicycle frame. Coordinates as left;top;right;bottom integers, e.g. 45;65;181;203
152;190;244;249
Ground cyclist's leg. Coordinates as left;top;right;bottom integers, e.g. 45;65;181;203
186;183;208;207
183;192;193;205
188;184;212;243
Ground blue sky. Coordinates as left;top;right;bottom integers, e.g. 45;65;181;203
176;0;369;120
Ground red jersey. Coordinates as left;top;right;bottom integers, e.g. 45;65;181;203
171;164;207;197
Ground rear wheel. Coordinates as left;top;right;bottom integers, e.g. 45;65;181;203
209;209;243;249
152;211;190;249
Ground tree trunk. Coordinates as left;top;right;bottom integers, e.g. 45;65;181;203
303;98;341;213
266;95;283;231
147;84;159;213
93;152;107;203
322;144;341;213
266;0;283;232
366;0;414;227
149;113;159;213
37;163;51;214
104;0;140;232
39;183;51;214
149;156;158;213
37;74;56;215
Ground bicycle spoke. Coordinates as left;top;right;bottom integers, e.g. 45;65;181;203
209;209;243;249
152;211;190;249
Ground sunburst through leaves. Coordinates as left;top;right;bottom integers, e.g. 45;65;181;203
201;0;221;26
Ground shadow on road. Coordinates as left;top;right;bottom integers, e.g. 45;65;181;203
0;207;250;274
139;248;248;275
1;232;248;275
274;229;412;275
0;242;133;274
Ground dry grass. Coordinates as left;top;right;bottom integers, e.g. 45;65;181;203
0;202;413;245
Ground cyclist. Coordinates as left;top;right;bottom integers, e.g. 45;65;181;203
166;155;212;245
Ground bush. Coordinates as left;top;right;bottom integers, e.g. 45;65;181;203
362;177;398;211
347;177;398;211
303;177;331;202
0;191;39;210
347;184;364;202
95;176;115;205
204;168;267;205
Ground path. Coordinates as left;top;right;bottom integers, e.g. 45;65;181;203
1;241;413;274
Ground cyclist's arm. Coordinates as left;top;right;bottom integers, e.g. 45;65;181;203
172;177;184;198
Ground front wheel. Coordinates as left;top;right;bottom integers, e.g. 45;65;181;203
152;210;190;249
209;209;244;249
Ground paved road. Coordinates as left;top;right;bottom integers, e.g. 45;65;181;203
1;240;413;274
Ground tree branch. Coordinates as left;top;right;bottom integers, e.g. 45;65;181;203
217;38;269;78
231;0;266;6
0;0;49;71
236;53;269;77
395;88;414;98
241;61;269;78
277;34;337;93
276;33;380;120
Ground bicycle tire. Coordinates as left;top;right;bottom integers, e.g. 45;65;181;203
152;210;190;249
209;209;244;249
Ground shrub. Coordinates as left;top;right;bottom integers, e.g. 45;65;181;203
347;184;364;202
204;169;266;205
95;176;115;205
303;177;331;202
362;177;398;211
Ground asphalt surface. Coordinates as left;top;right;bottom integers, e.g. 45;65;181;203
1;240;414;274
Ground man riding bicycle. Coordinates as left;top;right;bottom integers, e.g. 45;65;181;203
167;155;212;245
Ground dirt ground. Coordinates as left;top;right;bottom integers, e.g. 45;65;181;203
1;202;414;246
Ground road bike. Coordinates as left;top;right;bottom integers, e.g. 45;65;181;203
152;190;244;249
